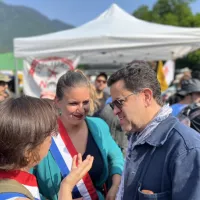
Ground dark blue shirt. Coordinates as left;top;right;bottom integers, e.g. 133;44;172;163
82;131;104;185
123;116;200;200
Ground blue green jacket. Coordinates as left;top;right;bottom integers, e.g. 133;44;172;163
33;117;124;200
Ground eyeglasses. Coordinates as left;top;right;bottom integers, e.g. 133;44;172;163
96;79;107;84
110;93;135;110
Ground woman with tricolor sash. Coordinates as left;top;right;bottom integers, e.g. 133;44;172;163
33;71;124;200
0;96;94;200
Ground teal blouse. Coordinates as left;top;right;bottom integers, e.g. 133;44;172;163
33;117;124;200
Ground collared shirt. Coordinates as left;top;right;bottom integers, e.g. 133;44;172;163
119;116;200;200
117;105;172;199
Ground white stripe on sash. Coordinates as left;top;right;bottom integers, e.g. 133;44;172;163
53;134;92;200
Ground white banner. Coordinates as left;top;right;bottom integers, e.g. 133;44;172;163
23;57;79;97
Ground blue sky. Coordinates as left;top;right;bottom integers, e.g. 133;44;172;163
3;0;200;26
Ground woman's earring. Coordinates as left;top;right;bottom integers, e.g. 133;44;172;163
58;108;62;116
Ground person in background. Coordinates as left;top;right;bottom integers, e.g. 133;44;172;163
96;81;128;156
105;96;112;105
98;104;128;156
0;73;11;101
88;84;101;116
167;93;184;105
94;72;109;110
192;70;200;80
166;73;192;105
34;70;124;200
0;96;94;200
148;61;157;71
171;78;200;116
108;61;200;200
178;102;200;133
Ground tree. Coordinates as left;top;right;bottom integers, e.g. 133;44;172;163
133;6;153;22
133;0;200;69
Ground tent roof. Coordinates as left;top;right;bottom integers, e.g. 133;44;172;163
14;4;200;63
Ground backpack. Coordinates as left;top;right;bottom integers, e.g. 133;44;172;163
0;179;35;200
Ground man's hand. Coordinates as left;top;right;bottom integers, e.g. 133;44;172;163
141;190;154;194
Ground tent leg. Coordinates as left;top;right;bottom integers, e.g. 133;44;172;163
14;58;19;97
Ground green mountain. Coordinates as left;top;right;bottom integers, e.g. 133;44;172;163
0;2;74;53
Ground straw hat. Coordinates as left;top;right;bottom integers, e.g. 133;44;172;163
0;74;11;82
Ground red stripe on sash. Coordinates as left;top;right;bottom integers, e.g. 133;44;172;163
58;119;99;200
0;170;37;187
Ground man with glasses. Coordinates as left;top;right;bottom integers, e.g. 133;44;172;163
107;61;200;200
94;72;109;110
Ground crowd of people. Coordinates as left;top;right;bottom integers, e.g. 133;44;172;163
0;61;200;200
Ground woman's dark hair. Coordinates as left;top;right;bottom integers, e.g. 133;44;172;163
96;72;108;81
167;93;184;105
0;96;57;170
56;70;90;100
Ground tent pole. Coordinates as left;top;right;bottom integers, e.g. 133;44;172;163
14;58;19;97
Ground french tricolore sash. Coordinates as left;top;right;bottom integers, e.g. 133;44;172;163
0;170;40;200
50;119;98;200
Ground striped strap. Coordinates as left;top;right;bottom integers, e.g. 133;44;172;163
0;192;26;199
0;171;40;200
50;119;98;200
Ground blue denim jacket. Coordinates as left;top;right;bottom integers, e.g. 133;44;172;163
123;116;200;200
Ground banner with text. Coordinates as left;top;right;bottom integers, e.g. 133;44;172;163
23;57;79;97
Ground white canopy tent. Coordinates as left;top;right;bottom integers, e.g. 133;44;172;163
14;4;200;64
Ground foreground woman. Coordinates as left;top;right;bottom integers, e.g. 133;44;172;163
0;96;93;200
34;70;124;200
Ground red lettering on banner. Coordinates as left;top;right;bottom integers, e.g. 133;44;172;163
29;68;35;76
28;57;75;94
39;81;47;88
48;68;58;79
29;60;39;76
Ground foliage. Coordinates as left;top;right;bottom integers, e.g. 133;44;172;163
133;0;200;69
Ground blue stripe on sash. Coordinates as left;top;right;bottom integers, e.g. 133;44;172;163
0;192;26;199
50;139;82;199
